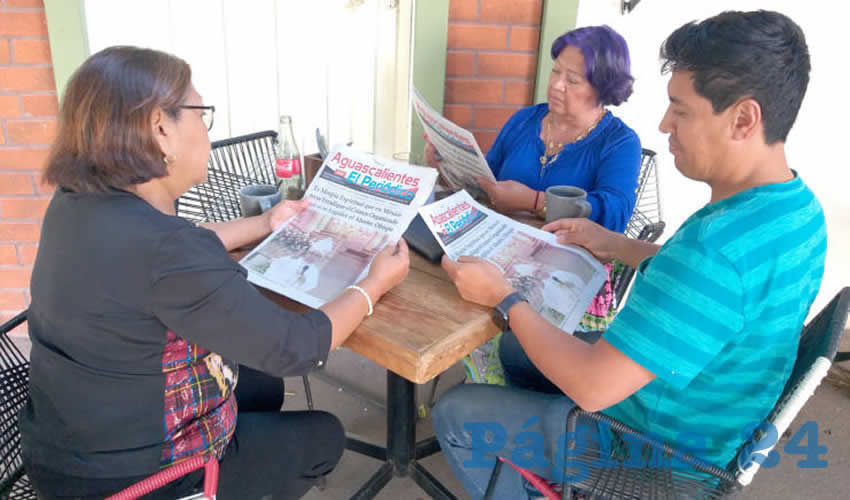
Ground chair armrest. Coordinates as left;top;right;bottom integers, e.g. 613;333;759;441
0;310;27;334
565;407;736;482
485;406;738;500
736;356;832;486
612;221;665;306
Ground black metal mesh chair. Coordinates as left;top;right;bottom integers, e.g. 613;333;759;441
485;287;850;499
608;148;665;308
624;149;662;239
610;221;665;308
0;311;35;499
176;130;279;223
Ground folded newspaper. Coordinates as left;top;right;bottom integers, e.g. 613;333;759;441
241;145;438;308
412;88;495;200
419;190;607;333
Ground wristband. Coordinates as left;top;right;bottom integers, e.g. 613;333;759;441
533;190;542;213
346;285;374;316
535;191;547;219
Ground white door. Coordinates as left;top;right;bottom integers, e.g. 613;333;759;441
83;0;413;157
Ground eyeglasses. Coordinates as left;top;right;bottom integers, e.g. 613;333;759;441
179;105;215;131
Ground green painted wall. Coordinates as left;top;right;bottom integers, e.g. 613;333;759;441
534;0;580;103
44;0;89;103
409;0;449;165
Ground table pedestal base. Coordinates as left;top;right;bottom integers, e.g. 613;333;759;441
346;371;457;500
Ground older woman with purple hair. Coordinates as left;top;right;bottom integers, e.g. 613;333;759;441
428;25;640;232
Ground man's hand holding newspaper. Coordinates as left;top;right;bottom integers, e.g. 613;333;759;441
419;190;607;333
441;255;515;308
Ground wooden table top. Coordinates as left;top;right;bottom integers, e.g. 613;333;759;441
237;250;496;385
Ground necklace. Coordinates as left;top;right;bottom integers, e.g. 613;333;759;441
539;110;606;169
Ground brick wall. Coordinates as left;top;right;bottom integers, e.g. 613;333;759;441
445;0;543;153
0;0;56;330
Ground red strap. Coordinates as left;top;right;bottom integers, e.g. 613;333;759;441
204;457;220;497
105;455;219;500
498;456;560;500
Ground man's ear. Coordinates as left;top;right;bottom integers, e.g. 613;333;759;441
150;107;173;158
730;98;761;142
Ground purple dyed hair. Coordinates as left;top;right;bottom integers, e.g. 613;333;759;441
551;25;634;106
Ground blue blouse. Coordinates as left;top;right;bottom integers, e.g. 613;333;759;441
485;103;641;233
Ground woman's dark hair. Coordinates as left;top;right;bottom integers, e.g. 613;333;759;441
551;25;634;106
44;46;192;193
660;10;810;144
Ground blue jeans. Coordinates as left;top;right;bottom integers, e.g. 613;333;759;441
498;330;563;394
434;329;605;499
499;329;601;395
432;384;600;500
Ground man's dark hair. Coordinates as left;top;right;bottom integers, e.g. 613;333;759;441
660;10;810;144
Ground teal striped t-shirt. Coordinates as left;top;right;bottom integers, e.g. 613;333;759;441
601;173;827;468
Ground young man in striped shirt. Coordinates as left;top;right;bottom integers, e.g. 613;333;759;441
433;10;826;499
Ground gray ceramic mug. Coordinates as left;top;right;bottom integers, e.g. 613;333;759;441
544;185;592;223
239;184;281;217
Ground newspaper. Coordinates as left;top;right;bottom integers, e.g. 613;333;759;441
419;190;607;333
412;88;496;200
241;145;438;308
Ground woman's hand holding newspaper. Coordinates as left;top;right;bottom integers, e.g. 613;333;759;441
423;139;442;169
423;137;452;189
476;177;537;214
266;199;310;233
360;239;411;302
441;255;515;308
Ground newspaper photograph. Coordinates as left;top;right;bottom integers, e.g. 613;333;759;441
241;144;438;308
419;190;607;333
412;87;495;200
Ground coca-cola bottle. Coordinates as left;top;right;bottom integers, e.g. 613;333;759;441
274;115;303;200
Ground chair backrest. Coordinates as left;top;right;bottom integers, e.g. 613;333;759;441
611;221;666;307
625;148;662;239
177;130;278;223
782;288;848;397
735;287;849;485
0;310;31;498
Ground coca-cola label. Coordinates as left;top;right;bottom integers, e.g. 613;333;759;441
275;158;300;178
